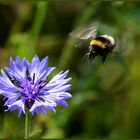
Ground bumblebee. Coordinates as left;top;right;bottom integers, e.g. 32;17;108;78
88;35;116;64
70;24;116;64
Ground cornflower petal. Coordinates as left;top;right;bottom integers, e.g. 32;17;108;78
0;55;72;117
6;100;25;118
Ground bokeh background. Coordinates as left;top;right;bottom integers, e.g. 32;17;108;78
0;1;140;138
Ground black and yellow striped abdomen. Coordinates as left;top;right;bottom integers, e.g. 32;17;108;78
90;39;106;49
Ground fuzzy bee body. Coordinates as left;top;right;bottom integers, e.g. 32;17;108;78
70;24;116;64
88;35;116;64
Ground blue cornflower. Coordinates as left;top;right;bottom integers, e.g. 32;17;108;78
0;55;72;117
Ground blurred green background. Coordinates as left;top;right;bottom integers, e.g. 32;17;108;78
0;1;140;138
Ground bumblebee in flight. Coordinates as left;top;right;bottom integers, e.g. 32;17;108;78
70;24;116;64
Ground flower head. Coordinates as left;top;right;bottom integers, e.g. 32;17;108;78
0;55;72;117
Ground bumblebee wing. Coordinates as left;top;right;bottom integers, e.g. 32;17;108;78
74;38;90;48
69;23;98;40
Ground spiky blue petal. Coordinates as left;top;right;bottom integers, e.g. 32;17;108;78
0;55;72;117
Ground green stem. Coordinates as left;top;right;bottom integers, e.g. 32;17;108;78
23;1;48;61
25;110;30;139
30;2;48;50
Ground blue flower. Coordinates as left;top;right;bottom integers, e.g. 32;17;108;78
0;55;72;117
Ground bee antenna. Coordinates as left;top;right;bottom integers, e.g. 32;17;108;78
81;53;89;62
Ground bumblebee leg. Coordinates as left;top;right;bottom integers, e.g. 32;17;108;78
89;53;96;62
102;55;107;66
